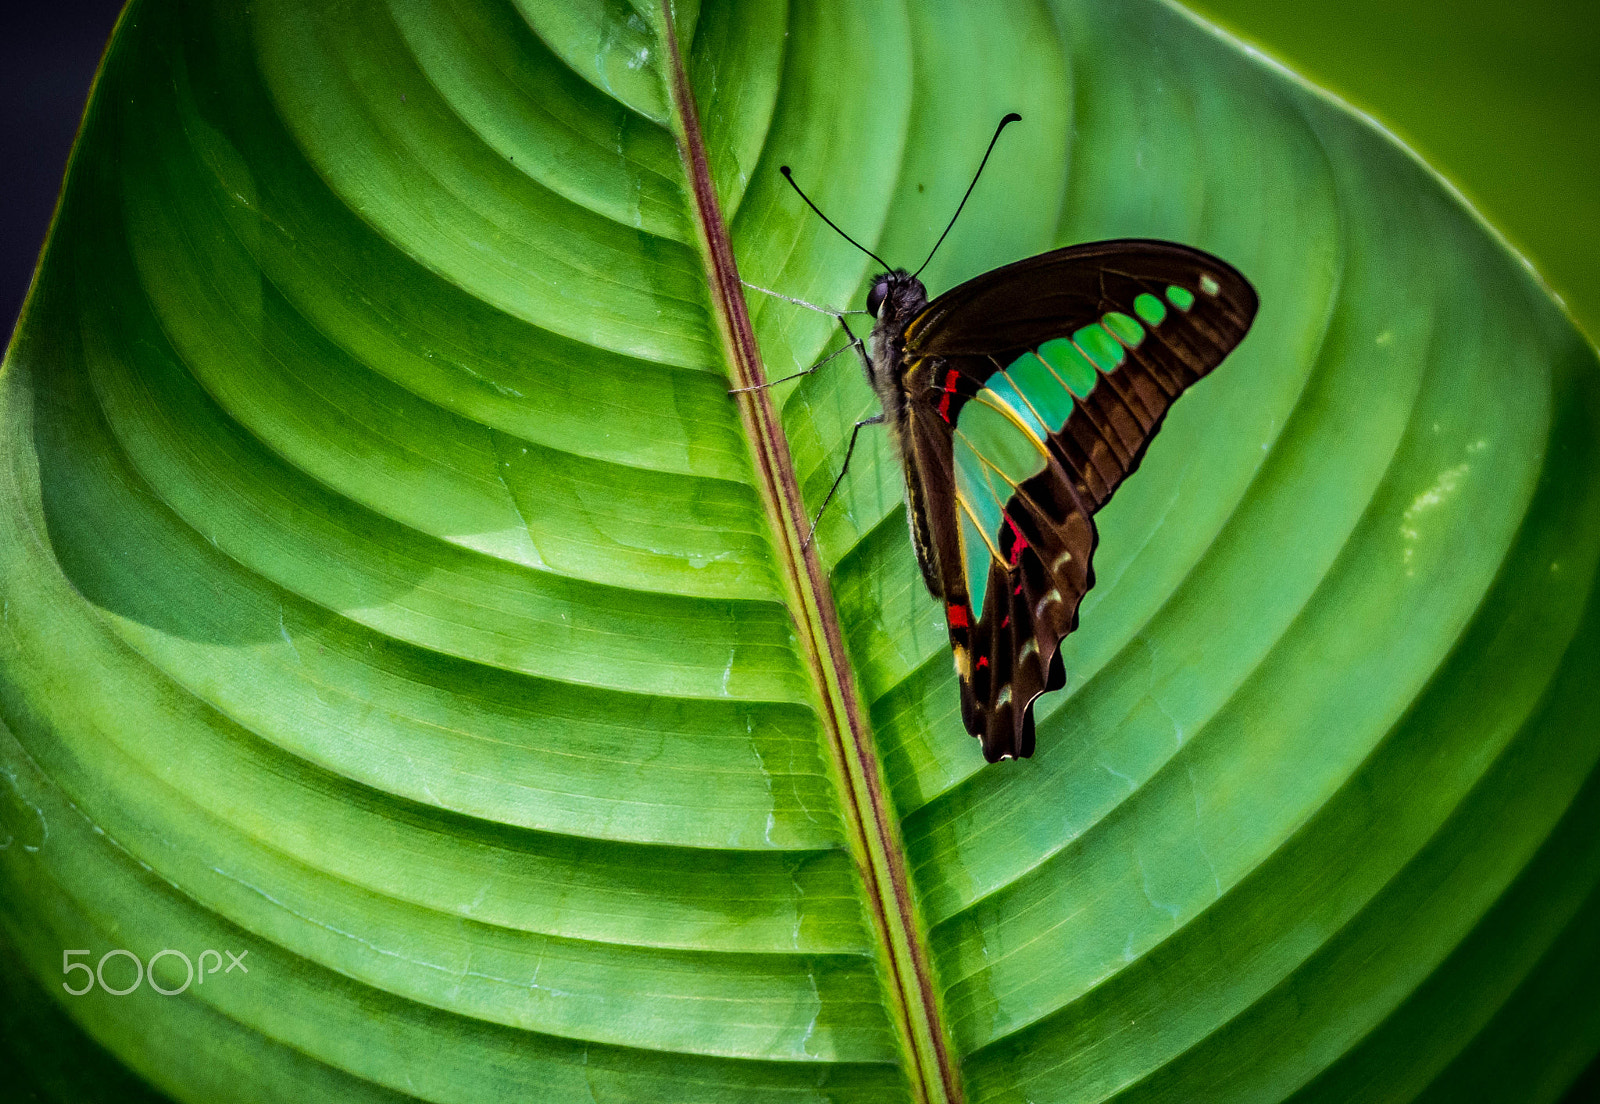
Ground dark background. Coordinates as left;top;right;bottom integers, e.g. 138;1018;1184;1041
2;4;125;336
1;2;1597;1101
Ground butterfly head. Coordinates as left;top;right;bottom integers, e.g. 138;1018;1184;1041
867;270;929;326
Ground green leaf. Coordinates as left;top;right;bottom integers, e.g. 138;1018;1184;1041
4;0;1599;1101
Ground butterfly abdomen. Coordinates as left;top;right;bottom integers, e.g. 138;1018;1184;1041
858;290;945;602
891;402;946;600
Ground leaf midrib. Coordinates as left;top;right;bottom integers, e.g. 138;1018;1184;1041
657;6;961;1102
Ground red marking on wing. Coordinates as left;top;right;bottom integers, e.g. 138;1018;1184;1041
977;656;989;670
936;367;961;423
1006;514;1029;566
948;603;970;628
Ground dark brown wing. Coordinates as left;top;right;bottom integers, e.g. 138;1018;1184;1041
900;240;1257;761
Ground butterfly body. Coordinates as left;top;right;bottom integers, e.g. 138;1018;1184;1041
861;270;941;594
856;241;1257;762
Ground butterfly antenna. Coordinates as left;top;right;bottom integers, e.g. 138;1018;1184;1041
780;166;892;272
912;112;1022;279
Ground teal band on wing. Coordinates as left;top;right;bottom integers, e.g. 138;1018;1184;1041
957;397;1047;485
954;382;1056;612
957;493;993;612
954;436;1007;537
946;297;1158;615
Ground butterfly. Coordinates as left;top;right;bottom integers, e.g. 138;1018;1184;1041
777;115;1257;762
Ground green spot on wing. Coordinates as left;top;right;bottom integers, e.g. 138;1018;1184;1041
1166;284;1196;310
1134;292;1168;325
1200;273;1221;296
1074;324;1126;371
1037;336;1099;396
1101;311;1145;347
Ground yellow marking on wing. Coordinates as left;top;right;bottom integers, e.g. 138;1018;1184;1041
979;463;1011;522
952;644;971;678
902;304;947;348
953;427;1023;494
953;426;1064;563
996;364;1054;437
967;390;1050;455
955;492;1006;566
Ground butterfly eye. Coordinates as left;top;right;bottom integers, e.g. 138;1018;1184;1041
867;279;890;319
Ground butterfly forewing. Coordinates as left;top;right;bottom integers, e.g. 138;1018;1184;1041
900;240;1257;761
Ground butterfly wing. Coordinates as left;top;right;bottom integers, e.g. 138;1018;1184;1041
900;239;1257;761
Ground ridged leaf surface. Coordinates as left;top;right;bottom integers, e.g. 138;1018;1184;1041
3;0;1599;1101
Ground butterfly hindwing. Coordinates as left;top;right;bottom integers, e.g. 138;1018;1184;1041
900;240;1257;761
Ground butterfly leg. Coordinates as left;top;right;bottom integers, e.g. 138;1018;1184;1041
841;316;872;374
728;340;856;394
739;279;868;319
803;412;885;549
